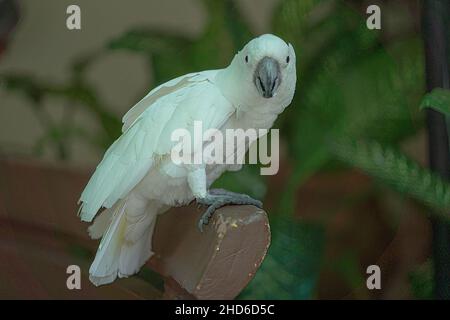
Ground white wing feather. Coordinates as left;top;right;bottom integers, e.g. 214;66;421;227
79;70;234;222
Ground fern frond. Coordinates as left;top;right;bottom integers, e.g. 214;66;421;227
330;139;450;220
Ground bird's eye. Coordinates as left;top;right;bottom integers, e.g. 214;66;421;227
245;55;249;63
286;56;290;64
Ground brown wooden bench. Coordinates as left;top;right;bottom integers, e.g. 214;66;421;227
0;158;270;299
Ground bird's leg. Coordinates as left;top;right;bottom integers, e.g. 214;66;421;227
196;188;263;232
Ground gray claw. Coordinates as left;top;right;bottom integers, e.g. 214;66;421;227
196;191;263;232
198;217;205;232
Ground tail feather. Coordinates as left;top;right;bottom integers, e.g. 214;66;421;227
119;219;155;278
89;200;127;286
88;198;159;286
88;207;114;240
124;211;155;243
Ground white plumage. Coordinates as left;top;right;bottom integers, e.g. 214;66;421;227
78;34;297;286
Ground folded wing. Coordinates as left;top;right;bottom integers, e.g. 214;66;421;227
79;70;234;222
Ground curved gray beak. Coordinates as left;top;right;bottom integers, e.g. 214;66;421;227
254;57;281;98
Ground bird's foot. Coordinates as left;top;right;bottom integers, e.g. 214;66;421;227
196;189;263;232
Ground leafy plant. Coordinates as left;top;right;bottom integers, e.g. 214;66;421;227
273;0;424;215
330;138;450;219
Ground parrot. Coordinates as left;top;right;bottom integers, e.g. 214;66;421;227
78;34;297;286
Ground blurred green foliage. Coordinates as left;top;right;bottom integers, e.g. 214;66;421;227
1;0;450;299
239;220;325;299
421;88;450;142
0;74;122;159
409;260;434;299
331;139;450;218
421;88;450;115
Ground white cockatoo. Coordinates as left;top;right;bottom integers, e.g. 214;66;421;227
78;34;297;286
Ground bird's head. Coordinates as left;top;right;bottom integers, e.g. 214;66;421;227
236;34;296;100
237;34;295;99
216;34;296;114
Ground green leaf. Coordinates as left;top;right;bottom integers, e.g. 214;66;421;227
420;88;450;115
239;218;325;300
330;139;450;219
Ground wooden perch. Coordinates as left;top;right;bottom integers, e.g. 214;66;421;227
149;204;270;300
0;158;271;299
